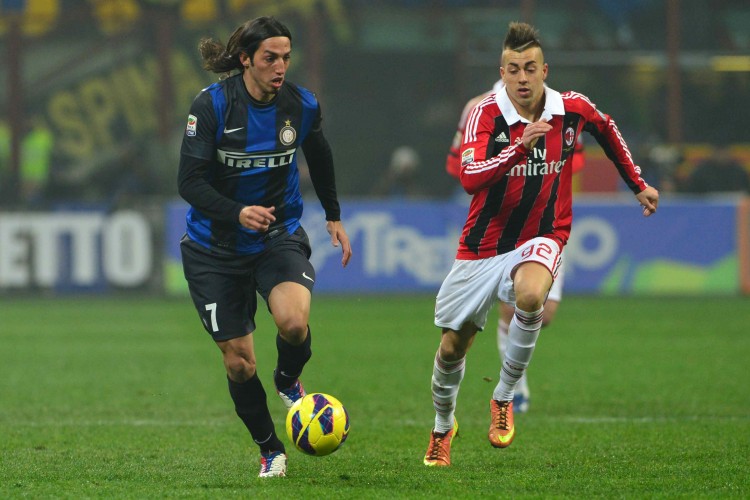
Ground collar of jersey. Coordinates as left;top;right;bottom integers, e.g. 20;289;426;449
495;84;564;125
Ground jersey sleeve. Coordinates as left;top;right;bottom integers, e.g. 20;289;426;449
301;104;341;221
178;155;245;222
446;94;489;179
459;100;527;194
177;89;244;223
576;94;648;194
445;130;462;179
180;90;218;160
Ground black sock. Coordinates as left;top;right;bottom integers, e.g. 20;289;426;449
227;375;285;453
274;327;312;390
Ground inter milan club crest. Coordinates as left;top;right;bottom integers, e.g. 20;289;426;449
564;126;575;147
279;120;296;146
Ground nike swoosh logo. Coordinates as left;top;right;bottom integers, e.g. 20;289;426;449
224;127;244;134
302;272;314;283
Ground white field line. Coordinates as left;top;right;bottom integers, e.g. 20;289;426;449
2;415;748;428
2;419;236;427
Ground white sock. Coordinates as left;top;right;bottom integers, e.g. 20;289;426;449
432;350;465;433
498;316;530;395
493;307;542;401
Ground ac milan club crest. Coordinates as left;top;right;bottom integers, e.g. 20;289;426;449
564;127;575;147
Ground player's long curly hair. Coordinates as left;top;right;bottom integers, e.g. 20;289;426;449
199;16;292;78
503;21;542;52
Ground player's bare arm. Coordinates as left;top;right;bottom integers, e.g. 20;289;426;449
326;220;352;267
239;205;276;231
635;186;659;217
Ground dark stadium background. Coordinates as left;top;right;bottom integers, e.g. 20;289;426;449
1;3;749;497
1;0;749;295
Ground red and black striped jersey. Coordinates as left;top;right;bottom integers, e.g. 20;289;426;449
456;85;647;260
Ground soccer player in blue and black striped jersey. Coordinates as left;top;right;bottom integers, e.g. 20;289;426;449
178;16;351;478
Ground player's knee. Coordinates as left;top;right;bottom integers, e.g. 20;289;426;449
440;325;475;360
223;351;256;381
514;289;545;312
439;341;466;361
277;317;309;345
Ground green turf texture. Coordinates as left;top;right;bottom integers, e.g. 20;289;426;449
1;295;748;498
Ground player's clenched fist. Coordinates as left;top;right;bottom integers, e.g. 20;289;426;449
239;205;276;231
522;119;553;150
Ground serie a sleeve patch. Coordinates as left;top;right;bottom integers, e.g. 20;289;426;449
461;148;475;166
186;114;197;137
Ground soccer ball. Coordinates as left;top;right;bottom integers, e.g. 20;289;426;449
285;393;350;456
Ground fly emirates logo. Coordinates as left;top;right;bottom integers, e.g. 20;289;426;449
507;148;564;177
217;149;296;169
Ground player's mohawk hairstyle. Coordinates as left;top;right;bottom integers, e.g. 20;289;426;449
504;22;542;52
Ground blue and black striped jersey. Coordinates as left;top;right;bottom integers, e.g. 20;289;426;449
178;74;340;255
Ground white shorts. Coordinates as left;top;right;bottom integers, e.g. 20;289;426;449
501;248;565;303
435;237;562;331
546;254;565;302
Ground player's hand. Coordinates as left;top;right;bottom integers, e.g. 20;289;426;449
326;220;352;268
636;186;659;217
239;205;276;231
521;119;552;150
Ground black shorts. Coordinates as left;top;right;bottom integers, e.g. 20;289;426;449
180;226;315;341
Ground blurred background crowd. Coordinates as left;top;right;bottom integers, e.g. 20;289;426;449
1;0;749;210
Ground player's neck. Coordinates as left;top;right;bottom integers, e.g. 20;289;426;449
517;95;545;122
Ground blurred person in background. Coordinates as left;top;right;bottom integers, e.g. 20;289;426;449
0;121;9;203
371;145;425;198
681;142;750;195
595;0;650;48
19;116;54;205
639;138;681;193
177;16;352;478
0;116;54;206
445;81;586;415
424;21;658;467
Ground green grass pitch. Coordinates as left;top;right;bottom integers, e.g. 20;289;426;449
1;295;748;498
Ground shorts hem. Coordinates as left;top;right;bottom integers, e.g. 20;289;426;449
211;330;253;342
434;321;484;332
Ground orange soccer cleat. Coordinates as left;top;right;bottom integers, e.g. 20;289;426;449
488;399;515;448
423;419;459;466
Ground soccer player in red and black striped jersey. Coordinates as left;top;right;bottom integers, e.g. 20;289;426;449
424;21;658;466
178;16;351;478
446;81;587;416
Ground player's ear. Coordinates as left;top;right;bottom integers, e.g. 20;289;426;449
239;52;251;68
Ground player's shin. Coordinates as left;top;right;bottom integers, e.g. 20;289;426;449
431;350;466;434
493;307;542;401
274;327;312;390
228;375;285;453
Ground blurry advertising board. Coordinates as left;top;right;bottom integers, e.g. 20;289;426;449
164;197;749;296
0;209;154;292
565;198;745;294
